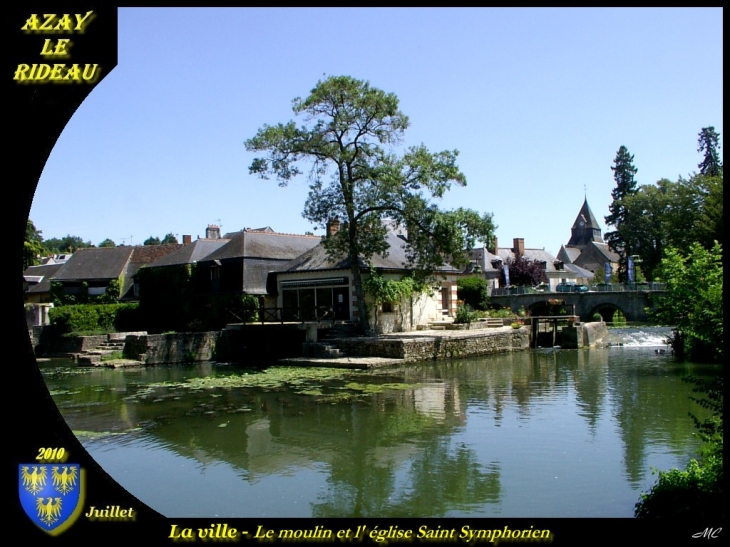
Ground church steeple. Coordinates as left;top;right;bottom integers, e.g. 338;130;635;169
567;198;603;246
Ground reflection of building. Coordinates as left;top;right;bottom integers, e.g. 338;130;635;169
556;198;619;276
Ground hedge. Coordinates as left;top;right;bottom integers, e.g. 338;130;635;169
49;303;141;335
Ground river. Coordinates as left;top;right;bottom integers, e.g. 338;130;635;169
37;327;719;518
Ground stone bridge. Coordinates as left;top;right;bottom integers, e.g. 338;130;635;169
489;289;666;322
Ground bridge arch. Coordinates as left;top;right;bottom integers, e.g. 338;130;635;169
588;303;626;324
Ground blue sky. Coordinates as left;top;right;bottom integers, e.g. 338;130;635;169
30;7;723;255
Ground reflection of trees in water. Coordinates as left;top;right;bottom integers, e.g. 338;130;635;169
312;436;501;517
606;353;707;485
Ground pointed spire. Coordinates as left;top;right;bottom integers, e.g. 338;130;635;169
567;198;603;246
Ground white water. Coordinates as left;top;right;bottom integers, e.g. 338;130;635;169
605;326;673;347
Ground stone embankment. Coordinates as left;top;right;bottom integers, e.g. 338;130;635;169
31;320;607;370
281;326;531;368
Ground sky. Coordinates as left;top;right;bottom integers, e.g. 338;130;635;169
29;7;723;256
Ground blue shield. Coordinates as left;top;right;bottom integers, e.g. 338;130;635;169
19;464;85;535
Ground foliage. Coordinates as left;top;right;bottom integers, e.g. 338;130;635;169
457;276;489;311
143;236;161;246
652;242;722;362
635;375;723;519
499;255;548;287
161;233;179;245
611;310;627;326
454;305;478;325
363;269;429;329
510;322;521;329
24;219;46;270
488;307;517;318
44;234;93;254
591;312;603;322
605;145;639;282
98;238;116;247
50;279;122;306
603;129;722;281
697;126;722;176
49;303;140;335
246;75;495;332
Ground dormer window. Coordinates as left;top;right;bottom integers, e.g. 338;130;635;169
553;260;564;271
491;259;502;268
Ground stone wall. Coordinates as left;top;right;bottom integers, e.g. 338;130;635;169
332;327;529;363
124;332;223;364
561;321;608;349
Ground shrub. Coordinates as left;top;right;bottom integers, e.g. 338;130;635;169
591;312;603;322
454;305;476;325
49;303;141;335
651;242;722;362
457;277;489;310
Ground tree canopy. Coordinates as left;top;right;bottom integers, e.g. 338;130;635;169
24;219;45;270
499;255;548;287
161;233;179;245
44;234;93;254
604;145;639;282
98;238;116;248
604;128;723;281
246;75;494;332
697;126;722;176
652;241;723;362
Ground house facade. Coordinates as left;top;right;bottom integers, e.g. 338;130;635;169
269;221;459;333
470;237;579;293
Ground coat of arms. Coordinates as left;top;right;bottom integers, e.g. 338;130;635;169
19;463;85;534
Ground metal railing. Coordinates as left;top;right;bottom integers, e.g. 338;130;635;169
236;306;341;325
490;282;665;297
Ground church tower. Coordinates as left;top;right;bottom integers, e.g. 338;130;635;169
567;198;603;246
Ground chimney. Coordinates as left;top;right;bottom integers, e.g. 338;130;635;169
183;235;192;245
326;218;340;238
513;238;524;257
490;236;499;255
206;224;221;240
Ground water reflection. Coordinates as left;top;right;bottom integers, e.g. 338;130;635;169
38;336;716;518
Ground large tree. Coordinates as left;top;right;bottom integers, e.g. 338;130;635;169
697;126;722;176
24;219;46;270
604;145;639;282
246;75;494;332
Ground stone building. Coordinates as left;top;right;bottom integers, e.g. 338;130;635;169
556;198;619;278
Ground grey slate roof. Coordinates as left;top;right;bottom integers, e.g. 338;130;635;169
51;246;135;281
145;239;230;268
200;231;321;263
49;244;183;298
23;263;64;295
471;246;562;274
281;228;460;274
557;245;581;264
564;263;595;279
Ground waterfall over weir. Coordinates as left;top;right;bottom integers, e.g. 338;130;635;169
604;326;673;347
